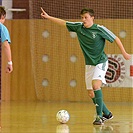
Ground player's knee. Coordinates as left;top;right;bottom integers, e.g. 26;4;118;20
88;90;95;98
93;84;101;90
92;80;102;90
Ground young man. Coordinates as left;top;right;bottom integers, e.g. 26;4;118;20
41;8;131;125
0;6;13;73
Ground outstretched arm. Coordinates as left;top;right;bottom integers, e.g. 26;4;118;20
115;36;131;60
41;7;66;26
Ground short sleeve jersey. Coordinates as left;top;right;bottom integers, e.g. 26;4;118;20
0;23;11;44
66;22;116;65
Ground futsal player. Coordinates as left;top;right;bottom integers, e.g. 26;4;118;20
0;6;13;73
40;7;131;125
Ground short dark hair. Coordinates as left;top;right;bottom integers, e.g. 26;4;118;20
80;8;95;17
0;6;6;18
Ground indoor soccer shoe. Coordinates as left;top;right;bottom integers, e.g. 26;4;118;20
93;116;104;125
102;112;113;122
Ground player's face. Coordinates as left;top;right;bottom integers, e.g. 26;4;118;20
81;13;94;28
0;15;6;24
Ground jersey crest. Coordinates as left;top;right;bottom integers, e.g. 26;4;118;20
91;32;97;38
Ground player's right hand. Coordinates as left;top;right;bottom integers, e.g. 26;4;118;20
6;64;13;73
40;7;49;19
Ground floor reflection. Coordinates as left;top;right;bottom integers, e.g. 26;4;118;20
56;124;69;133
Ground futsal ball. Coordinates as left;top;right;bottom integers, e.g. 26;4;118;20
56;110;70;124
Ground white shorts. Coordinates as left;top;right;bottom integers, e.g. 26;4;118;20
85;60;108;90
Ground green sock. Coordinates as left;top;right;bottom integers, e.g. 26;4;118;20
92;97;109;114
92;92;110;116
94;89;103;117
102;102;110;115
92;97;96;104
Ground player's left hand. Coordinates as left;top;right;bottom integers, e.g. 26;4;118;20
123;53;131;60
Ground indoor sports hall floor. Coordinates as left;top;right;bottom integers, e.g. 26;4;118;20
1;101;133;133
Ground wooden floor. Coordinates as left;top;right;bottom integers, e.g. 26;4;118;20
0;101;133;133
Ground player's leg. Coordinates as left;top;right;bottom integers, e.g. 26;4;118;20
92;80;111;117
85;65;103;125
85;65;95;100
88;90;110;117
85;64;113;125
92;61;113;124
86;80;104;125
92;80;103;118
85;64;110;113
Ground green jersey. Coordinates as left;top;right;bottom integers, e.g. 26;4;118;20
66;22;116;65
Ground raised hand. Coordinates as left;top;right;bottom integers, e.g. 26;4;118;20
40;7;50;19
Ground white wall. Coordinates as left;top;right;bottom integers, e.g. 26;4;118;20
2;0;12;19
